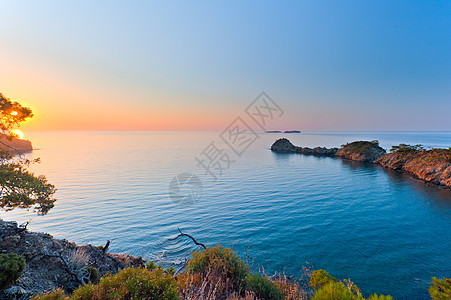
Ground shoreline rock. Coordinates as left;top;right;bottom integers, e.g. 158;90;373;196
0;219;145;299
270;138;451;188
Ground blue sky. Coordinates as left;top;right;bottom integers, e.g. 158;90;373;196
1;1;450;130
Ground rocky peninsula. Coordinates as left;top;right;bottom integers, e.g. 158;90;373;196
271;138;451;188
0;219;144;299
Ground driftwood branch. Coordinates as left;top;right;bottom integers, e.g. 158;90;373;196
166;228;206;249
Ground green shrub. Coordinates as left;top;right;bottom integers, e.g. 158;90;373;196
186;245;249;289
244;273;282;300
88;267;100;283
146;260;157;271
367;294;393;300
311;281;364;300
390;143;424;153
341;141;380;154
0;253;26;288
429;277;451;300
309;269;337;290
32;289;68;300
71;267;178;300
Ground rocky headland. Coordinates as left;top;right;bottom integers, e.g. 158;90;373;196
271;138;451;188
0;219;144;299
0;134;33;154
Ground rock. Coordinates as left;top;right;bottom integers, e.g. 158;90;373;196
283;130;301;133
4;234;21;247
2;286;28;300
270;138;338;157
270;138;297;153
0;219;145;298
0;134;33;153
376;148;451;188
336;141;386;163
270;138;451;189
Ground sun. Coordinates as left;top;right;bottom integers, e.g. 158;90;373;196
11;129;25;140
10;111;18;116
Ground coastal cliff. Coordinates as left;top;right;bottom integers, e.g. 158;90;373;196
271;138;451;188
0;219;144;299
0;134;33;153
376;148;451;188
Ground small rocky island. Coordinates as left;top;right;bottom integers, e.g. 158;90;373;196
266;130;301;133
271;138;451;188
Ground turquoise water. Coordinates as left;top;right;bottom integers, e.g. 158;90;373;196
1;131;451;299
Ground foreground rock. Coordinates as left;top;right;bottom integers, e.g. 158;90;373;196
376;149;451;188
271;138;338;157
336;141;386;163
0;134;33;153
0;219;145;299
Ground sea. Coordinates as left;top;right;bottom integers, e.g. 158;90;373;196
1;131;450;299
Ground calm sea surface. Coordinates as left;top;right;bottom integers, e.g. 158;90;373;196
1;131;451;299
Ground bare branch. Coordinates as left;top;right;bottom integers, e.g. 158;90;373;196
166;228;206;249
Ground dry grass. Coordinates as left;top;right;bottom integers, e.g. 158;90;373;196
68;248;90;271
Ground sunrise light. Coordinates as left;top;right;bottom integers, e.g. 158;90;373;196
11;129;24;139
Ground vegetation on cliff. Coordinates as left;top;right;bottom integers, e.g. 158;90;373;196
0;253;26;289
32;245;397;300
0;93;56;214
336;140;386;162
377;144;451;188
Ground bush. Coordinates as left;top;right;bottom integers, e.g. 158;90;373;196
341;141;380;154
309;269;337;290
32;289;67;300
273;275;307;300
429;277;451;300
0;253;26;288
34;267;178;300
244;273;282;300
311;281;364;300
309;270;392;300
390;143;424;153
367;294;393;300
185;245;249;290
71;267;178;300
88;267;100;283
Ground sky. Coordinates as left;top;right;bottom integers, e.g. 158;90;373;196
1;1;450;131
